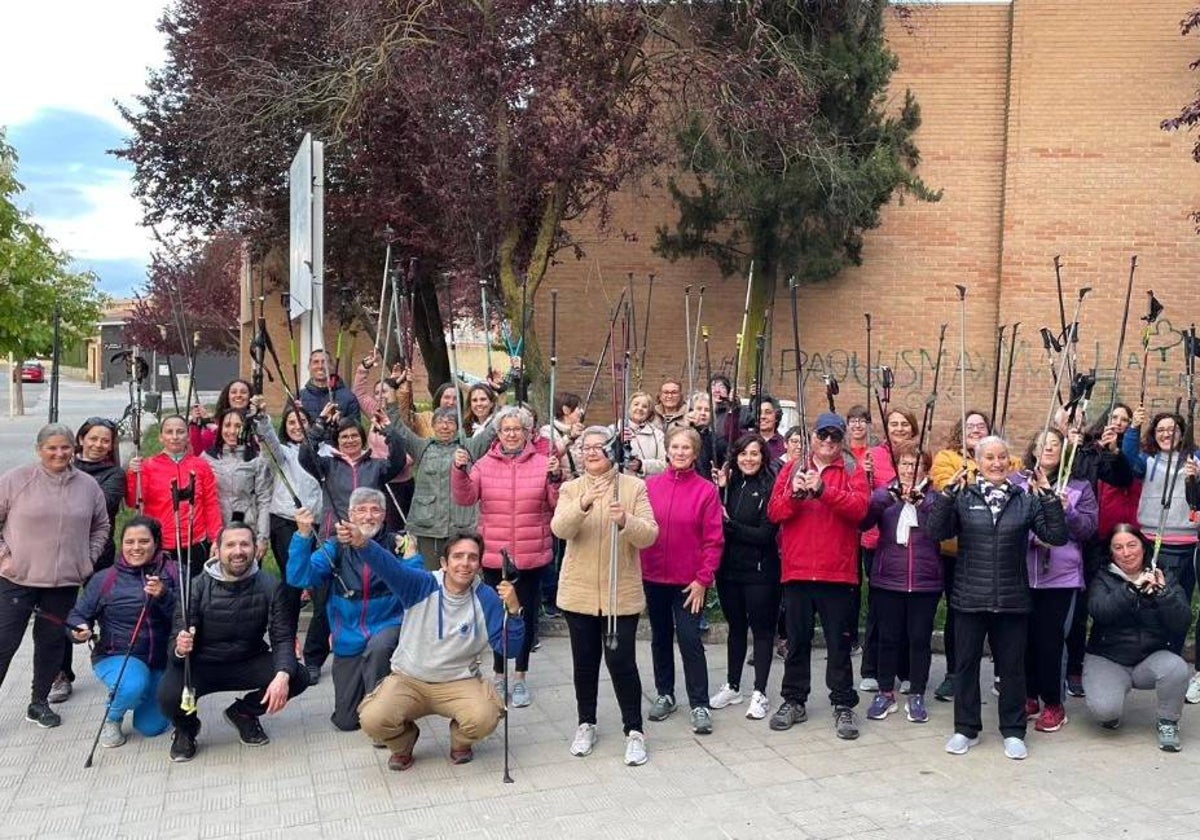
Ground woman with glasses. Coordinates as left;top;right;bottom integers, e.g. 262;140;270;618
452;406;559;708
201;408;273;561
0;423;110;728
188;378;253;454
48;417;129;704
711;433;780;722
642;427;725;735
127;415;224;580
552;426;659;764
1121;406;1199;656
624;392;666;478
288;488;423;731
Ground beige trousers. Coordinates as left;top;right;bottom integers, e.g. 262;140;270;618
358;671;504;754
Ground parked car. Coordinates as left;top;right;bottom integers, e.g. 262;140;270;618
20;362;44;384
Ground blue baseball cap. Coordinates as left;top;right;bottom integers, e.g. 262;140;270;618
815;412;847;433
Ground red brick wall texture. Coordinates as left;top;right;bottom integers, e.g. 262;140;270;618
247;1;1200;451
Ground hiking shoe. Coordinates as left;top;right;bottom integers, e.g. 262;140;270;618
866;692;897;720
1158;719;1182;752
1186;673;1200;705
691;706;713;735
541;603;561;619
1067;674;1086;698
859;677;879;692
25;702;61;729
47;674;72;704
1099;719;1121;731
898;680;912;695
769;700;807;731
710;683;743;709
492;674;508;702
1024;697;1041;720
388;752;415;771
933;676;955;702
745;690;770;720
1035;704;1067;732
945;733;979;755
449;747;474;765
224;705;269;746
570;723;597;757
306;663;321;686
511;681;532;708
170;728;197;762
648;695;676;722
906;694;929;724
624;730;648;766
100;720;126;749
1003;737;1028;760
834;706;859;740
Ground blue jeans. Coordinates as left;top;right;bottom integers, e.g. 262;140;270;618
644;581;709;709
92;656;170;736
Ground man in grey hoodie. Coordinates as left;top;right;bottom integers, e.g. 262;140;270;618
355;529;523;771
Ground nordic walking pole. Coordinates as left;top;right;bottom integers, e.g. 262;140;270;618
703;326;717;471
955;285;969;464
639;273;654;385
1054;256;1069;375
1040;288;1092;451
83;601;150;767
444;283;466;447
549;290;558;458
499;548;518;784
1139;290;1164;408
375;240;393;352
691;285;705;395
789;278;807;450
990;325;1006;427
580;289;628;421
607;312;629;652
864;313;873;424
683;285;693;394
1108;255;1138;415
998;322;1020;438
731;262;754;397
917;324;948;459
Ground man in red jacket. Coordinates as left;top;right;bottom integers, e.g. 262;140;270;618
766;412;870;740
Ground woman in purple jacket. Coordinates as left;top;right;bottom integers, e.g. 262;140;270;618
1014;428;1098;733
642;427;724;735
861;442;942;724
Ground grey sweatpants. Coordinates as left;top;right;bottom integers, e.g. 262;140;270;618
330;624;402;731
1082;651;1189;724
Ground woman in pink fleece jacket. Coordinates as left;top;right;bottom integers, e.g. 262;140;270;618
452;406;559;709
641;426;725;735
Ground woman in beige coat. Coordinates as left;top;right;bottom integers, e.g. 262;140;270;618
552;426;658;766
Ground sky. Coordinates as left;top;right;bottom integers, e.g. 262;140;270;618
1;1;169;299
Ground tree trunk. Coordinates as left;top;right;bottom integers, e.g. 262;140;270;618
410;269;450;400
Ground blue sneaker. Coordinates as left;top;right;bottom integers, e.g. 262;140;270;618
906;694;929;724
866;692;898;721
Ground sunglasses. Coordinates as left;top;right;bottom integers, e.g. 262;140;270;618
815;429;844;443
83;417;117;431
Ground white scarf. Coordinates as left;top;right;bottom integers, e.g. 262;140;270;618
896;500;919;546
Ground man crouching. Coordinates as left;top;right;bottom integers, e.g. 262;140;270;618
354;529;523;770
158;523;308;762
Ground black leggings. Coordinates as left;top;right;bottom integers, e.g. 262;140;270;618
715;578;781;694
871;588;939;695
483;565;543;674
269;514;330;668
1024;588;1076;706
0;579;77;704
562;611;643;734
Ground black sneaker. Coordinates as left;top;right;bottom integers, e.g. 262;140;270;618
25;702;61;729
170;728;197;762
934;676;955;702
306;664;321;685
224;705;270;746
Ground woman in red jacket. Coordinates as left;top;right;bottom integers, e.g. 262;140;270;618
641;426;724;735
127;415;223;580
452;405;559;709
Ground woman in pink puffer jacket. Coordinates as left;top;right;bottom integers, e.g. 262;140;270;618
452;405;560;708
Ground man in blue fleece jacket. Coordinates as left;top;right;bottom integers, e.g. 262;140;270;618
354;528;523;770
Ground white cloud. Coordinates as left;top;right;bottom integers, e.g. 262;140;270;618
0;1;167;129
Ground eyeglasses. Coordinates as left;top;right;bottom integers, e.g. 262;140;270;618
581;445;607;454
964;422;989;431
816;429;844;442
846;417;868;425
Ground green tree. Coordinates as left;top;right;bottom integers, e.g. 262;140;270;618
0;130;108;414
656;0;939;390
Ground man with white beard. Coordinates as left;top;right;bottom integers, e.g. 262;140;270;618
288;488;424;732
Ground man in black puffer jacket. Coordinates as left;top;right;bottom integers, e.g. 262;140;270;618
926;436;1067;761
158;523;309;762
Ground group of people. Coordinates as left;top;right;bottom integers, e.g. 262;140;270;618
0;348;1195;773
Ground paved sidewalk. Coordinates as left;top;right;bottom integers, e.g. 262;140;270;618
0;631;1197;840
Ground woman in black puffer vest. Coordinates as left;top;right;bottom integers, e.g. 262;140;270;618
926;435;1068;761
711;433;780;722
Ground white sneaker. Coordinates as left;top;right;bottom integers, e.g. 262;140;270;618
745;690;770;720
859;677;879;692
570;723;596;757
899;680;912;695
100;719;126;749
945;733;979;755
624;730;647;766
709;683;743;709
1003;737;1028;760
1186;673;1200;705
